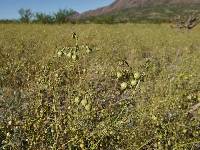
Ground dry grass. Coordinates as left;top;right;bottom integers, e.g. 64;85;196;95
0;23;200;149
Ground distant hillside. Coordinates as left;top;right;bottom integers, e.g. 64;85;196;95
81;0;200;17
77;0;200;23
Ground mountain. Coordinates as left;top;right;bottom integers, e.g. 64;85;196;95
75;0;200;23
81;0;200;17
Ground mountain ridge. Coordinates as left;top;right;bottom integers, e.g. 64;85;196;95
80;0;200;17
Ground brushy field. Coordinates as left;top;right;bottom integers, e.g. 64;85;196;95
0;23;200;150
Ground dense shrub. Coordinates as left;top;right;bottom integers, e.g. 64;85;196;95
34;13;54;24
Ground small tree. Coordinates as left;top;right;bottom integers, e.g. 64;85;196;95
54;9;77;23
34;13;54;24
18;8;33;23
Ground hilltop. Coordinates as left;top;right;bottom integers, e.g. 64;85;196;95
77;0;200;23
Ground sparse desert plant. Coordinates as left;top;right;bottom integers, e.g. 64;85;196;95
0;23;200;150
171;14;200;30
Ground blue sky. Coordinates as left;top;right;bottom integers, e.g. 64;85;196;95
0;0;114;19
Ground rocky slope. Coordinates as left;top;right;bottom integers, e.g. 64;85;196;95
81;0;200;17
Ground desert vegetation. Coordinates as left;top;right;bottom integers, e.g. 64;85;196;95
0;8;78;24
1;3;200;24
0;23;200;149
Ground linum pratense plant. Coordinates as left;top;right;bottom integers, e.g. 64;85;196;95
57;32;92;61
0;32;145;150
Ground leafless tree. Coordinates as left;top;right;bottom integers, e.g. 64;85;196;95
170;14;199;30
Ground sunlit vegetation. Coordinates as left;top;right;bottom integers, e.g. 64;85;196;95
0;23;200;149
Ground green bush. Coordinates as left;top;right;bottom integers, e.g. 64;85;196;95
34;13;54;24
54;9;77;24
